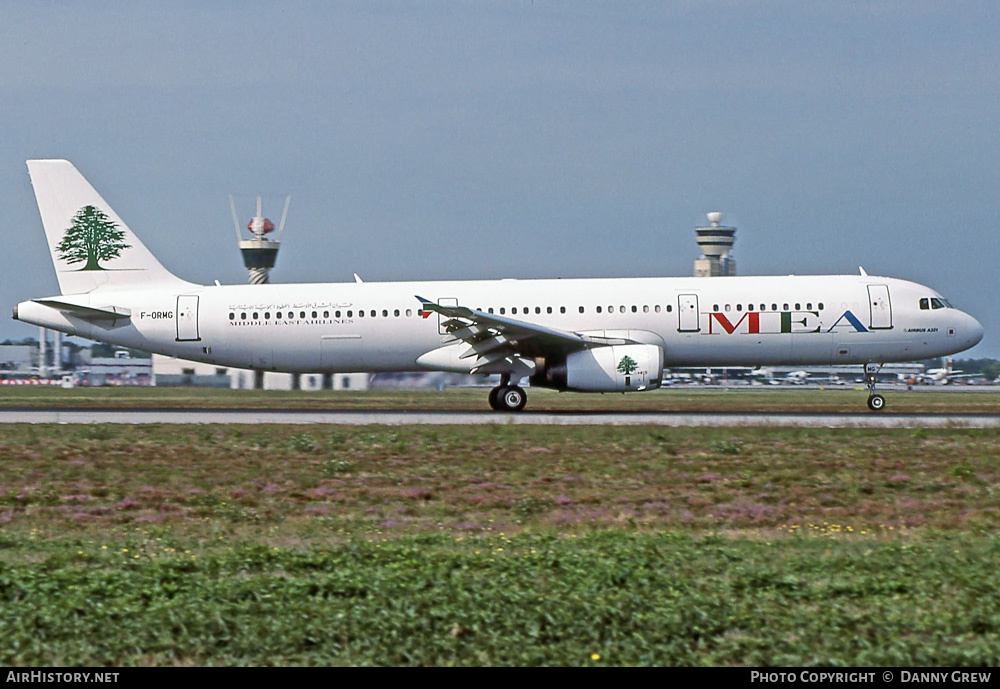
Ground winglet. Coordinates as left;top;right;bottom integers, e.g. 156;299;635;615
415;295;435;318
859;266;868;276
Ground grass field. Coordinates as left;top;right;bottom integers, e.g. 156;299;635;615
2;384;1000;414
1;419;999;665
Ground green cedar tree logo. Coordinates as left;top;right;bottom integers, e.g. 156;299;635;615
55;205;131;271
617;355;639;376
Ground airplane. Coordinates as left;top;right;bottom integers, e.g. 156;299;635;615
782;370;809;385
12;160;985;412
917;357;978;385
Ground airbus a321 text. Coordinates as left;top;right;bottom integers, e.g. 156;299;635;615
14;160;984;412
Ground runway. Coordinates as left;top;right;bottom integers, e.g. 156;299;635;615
2;408;999;427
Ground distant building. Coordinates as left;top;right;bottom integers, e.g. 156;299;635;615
86;350;153;386
151;354;369;391
0;339;83;383
0;345;36;372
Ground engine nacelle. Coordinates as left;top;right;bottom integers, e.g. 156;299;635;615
532;344;663;392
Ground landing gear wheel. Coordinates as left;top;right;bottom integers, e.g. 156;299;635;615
495;385;527;412
488;386;502;411
867;394;886;411
863;363;886;412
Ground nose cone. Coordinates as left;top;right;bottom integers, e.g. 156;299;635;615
966;313;985;349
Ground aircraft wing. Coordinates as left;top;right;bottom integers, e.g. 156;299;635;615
416;296;617;375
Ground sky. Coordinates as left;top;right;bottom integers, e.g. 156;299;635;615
2;1;998;357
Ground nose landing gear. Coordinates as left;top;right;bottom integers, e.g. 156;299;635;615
865;363;886;411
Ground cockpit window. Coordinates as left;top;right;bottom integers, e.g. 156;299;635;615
922;297;952;310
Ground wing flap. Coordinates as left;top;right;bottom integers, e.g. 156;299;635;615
459;335;510;359
417;296;592;349
415;295;610;379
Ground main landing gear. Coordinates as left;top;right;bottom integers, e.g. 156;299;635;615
865;363;886;411
488;375;527;412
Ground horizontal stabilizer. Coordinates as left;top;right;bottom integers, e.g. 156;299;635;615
35;298;132;322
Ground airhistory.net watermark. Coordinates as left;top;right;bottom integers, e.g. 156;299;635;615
6;672;119;683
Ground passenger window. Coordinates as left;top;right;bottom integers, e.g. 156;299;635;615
546;307;552;314
806;303;812;311
229;312;235;320
631;305;637;313
394;309;400;317
265;312;271;319
560;306;566;314
783;303;789;311
241;313;247;320
406;309;412;317
500;308;506;315
535;307;541;314
252;312;259;320
335;311;341;318
596;306;602;314
578;306;585;313
358;310;364;318
347;310;353;317
795;303;801;310
512;307;518;315
736;304;742;312
771;304;777;311
643;305;649;313
666;305;673;312
277;312;283;319
818;303;824;310
312;311;317;318
655;305;661;313
300;311;306;319
760;304;765;311
382;310;388;317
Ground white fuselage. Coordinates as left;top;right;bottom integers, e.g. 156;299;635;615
17;273;984;375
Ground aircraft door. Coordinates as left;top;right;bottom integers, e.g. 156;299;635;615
677;294;700;332
175;295;200;341
867;285;892;330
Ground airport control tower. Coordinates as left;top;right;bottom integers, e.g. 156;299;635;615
233;195;290;284
694;211;736;277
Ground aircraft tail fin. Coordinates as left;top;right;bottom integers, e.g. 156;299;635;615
26;160;192;295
